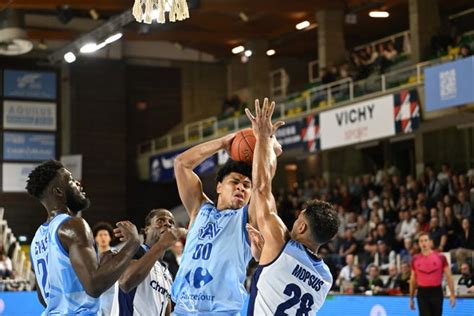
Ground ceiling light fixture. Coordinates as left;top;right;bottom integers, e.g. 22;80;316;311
244;50;252;57
369;10;389;18
232;45;245;54
105;32;123;44
266;49;276;56
80;42;98;53
64;52;76;63
296;20;310;30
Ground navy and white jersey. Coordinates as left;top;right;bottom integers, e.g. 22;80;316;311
248;240;332;316
111;246;173;316
172;202;252;315
30;213;99;315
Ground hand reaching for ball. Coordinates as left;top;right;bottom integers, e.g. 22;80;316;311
245;98;285;140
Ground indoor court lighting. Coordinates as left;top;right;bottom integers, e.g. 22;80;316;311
64;52;76;63
80;42;98;53
266;49;276;56
369;10;389;18
105;32;123;44
232;45;245;54
244;50;252;57
296;20;310;30
96;42;107;50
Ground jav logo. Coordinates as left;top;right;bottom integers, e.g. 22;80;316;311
199;222;222;240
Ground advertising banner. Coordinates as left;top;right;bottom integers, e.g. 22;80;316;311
3;100;56;131
424;56;474;111
4;70;56;100
320;95;395;150
3;132;55;161
2;163;37;192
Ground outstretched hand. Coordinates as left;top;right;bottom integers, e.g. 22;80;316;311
245;98;285;139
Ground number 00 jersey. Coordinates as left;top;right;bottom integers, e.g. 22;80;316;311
30;213;99;315
248;240;332;316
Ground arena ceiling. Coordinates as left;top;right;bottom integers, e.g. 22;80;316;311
4;0;474;59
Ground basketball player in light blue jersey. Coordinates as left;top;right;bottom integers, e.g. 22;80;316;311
112;208;186;315
27;160;141;315
171;121;282;315
244;98;340;315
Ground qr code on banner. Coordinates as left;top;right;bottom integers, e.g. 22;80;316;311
439;69;456;100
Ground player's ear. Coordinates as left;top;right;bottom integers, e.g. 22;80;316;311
216;182;222;194
52;186;64;198
298;220;308;235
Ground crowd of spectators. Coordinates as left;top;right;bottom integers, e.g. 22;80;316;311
274;163;474;295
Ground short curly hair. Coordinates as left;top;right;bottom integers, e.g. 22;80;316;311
215;159;252;184
304;200;340;245
26;160;64;199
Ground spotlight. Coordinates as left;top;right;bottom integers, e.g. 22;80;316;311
105;32;123;44
80;42;98;53
296;20;310;30
89;9;100;20
266;49;276;56
232;45;245;54
239;12;249;22
244;50;252;57
369;10;389;18
64;52;76;63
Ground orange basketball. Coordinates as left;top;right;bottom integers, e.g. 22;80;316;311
230;128;256;163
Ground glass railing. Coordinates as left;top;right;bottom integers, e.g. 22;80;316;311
138;57;443;156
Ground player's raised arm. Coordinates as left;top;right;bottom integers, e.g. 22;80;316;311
174;133;235;225
60;218;140;298
245;98;287;264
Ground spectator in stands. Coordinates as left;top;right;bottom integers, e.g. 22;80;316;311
399;262;411;294
367;264;384;294
453;191;472;222
437;163;452;195
458;263;474;289
336;254;356;289
345;212;357;231
353;214;370;242
374;240;396;274
383;264;401;294
93;222;114;255
338;228;358;262
429;216;447;252
443;206;461;251
221;95;241;118
92;222;115;316
321;67;336;84
452;218;474;266
0;244;12;279
351;265;369;294
397;209;417;242
425;165;442;209
383;41;398;61
360;198;371;220
457;44;472;59
400;237;415;263
367;189;380;210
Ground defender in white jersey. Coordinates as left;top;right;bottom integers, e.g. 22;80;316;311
27;160;140;314
244;99;340;315
112;209;186;316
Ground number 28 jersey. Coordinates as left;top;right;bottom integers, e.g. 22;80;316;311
31;213;99;315
248;240;332;316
